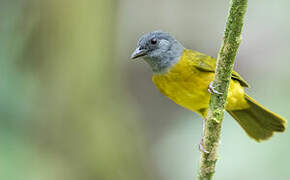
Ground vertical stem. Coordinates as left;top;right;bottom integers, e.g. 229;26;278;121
197;0;248;179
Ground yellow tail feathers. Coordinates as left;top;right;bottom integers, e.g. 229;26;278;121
227;94;287;141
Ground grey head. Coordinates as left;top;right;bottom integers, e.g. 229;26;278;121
131;31;184;73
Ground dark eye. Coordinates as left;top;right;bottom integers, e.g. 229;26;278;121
150;38;157;45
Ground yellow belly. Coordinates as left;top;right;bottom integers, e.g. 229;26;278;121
152;56;249;117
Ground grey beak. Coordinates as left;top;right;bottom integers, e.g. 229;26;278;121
131;46;147;59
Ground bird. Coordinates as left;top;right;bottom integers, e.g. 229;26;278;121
131;30;286;142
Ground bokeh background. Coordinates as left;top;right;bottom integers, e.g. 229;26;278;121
1;0;289;179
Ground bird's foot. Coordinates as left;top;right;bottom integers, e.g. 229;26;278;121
208;81;223;95
199;140;209;154
199;118;209;154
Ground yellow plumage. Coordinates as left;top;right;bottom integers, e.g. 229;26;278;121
153;49;249;116
153;49;286;141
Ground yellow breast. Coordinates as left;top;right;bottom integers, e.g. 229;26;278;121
152;50;249;117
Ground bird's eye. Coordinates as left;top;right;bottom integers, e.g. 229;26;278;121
150;38;158;45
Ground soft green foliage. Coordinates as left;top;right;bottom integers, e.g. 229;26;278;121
198;0;248;179
0;1;149;179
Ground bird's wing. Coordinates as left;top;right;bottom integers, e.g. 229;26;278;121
231;71;250;87
185;49;250;87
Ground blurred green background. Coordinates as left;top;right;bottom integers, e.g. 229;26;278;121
1;0;289;179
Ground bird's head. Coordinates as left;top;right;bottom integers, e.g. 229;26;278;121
131;31;184;73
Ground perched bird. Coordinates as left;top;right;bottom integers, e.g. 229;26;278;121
131;31;286;141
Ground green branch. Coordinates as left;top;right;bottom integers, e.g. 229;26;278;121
197;0;248;179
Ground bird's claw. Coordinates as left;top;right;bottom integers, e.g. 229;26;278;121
199;118;209;154
199;141;209;154
208;82;223;95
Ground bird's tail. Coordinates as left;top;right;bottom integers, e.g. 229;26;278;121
227;94;287;141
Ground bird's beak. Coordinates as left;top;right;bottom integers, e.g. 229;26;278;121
131;46;147;59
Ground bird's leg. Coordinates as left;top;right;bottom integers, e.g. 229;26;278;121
199;118;209;154
208;81;223;95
